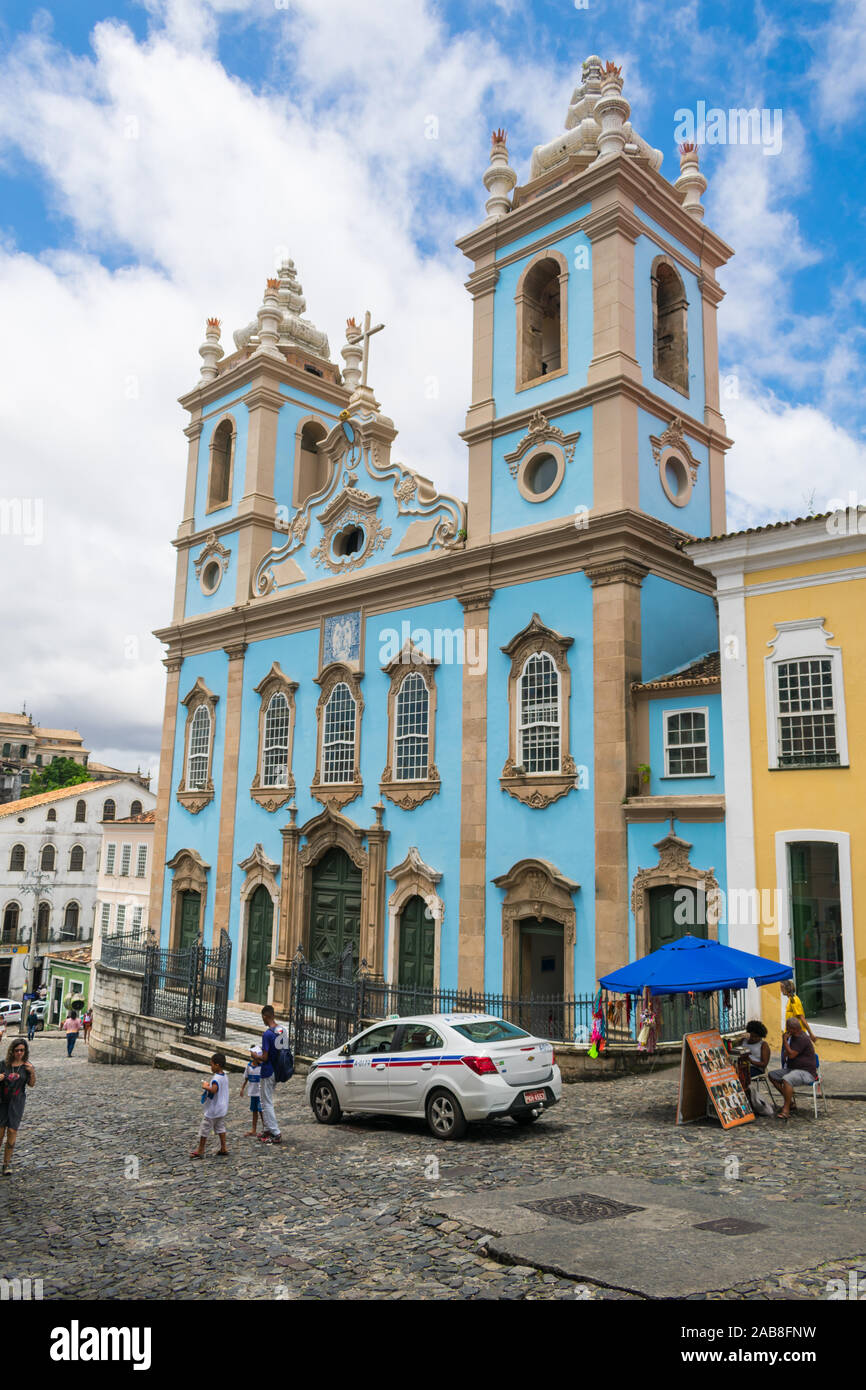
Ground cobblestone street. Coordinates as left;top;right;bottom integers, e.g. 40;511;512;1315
3;1035;866;1301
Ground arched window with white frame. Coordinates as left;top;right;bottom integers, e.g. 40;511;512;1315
323;682;356;783
262;692;290;787
394;671;429;781
518;651;561;774
187;706;212;790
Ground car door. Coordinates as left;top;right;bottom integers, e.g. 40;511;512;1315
344;1023;398;1109
387;1023;445;1113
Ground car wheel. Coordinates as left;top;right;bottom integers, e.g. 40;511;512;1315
426;1088;467;1141
512;1112;540;1125
310;1079;342;1125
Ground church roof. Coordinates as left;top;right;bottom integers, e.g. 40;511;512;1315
632;651;721;693
529;55;664;182
231;257;331;361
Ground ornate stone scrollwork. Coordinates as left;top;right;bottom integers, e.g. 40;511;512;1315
631;830;720;957
492;857;580;996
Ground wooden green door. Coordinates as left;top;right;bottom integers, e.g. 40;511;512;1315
649;884;703;950
245;885;273;1004
310;848;362;970
398;895;435;992
178;890;201;950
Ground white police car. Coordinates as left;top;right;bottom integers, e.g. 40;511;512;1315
305;1013;562;1140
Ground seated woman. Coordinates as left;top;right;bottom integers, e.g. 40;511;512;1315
740;1020;770;1077
768;1017;819;1120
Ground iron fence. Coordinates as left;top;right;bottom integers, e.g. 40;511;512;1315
139;930;232;1039
100;932;149;975
284;950;747;1056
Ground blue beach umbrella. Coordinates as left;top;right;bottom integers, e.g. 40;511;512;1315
599;934;793;996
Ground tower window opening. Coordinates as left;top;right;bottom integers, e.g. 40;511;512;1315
295;419;329;507
208;419;234;510
518;257;564;386
653;260;689;395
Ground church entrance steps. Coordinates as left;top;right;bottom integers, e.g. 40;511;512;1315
154;1037;250;1073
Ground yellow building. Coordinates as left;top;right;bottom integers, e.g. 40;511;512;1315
687;513;865;1061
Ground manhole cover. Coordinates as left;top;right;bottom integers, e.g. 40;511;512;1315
520;1194;645;1225
693;1217;768;1236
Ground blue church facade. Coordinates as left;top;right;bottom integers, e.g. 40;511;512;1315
149;57;734;1022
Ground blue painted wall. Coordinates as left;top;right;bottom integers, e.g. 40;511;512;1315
491;404;592;535
637;405;710;534
492;226;594;421
185;535;236;618
641;575;718;683
627;817;729;957
634;233;705;420
484;574;595;995
645;693;723;795
495;203;590;260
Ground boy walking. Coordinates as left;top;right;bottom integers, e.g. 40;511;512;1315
190;1052;230;1159
258;1005;282;1144
241;1046;264;1136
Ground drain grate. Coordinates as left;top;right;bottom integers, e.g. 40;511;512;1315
520;1194;646;1225
693;1217;768;1236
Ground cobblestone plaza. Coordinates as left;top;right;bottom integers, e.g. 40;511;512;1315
4;1036;865;1302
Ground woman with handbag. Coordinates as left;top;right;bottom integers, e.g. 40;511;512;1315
0;1037;36;1175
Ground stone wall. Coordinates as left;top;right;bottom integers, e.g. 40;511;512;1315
89;963;186;1065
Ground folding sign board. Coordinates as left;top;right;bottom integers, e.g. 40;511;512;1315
676;1029;754;1128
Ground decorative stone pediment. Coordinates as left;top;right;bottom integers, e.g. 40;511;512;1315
309;486;391;575
193;532;231;582
387;846;442;887
649;418;699;481
631;828;720;957
504;410;581;478
238;843;280;878
297;805;368;874
501;613;574;675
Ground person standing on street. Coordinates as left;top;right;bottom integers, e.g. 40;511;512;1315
26;1005;38;1043
63;1011;82;1057
0;1038;36;1175
258;1005;282;1145
82;1009;93;1044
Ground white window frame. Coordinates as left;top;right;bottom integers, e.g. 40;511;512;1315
120;844;132;877
663;706;710;778
393;671;430;783
135;844;148;878
105;843;117;876
100;902;111;932
516;651;562;775
765;618;848;770
132;905;144;935
322;682;357;785
116;904;126;931
775;828;859;1044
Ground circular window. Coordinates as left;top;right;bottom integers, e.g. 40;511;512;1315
333;524;365;558
517;447;565;503
201;560;222;594
659;451;693;508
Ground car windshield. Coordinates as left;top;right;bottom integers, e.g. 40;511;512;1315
451;1019;530;1043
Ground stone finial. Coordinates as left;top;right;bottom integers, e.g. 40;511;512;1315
675;142;707;220
341;317;364;392
531;54;662;180
595;60;630;160
255;279;282;357
232;255;331;360
198;317;224;382
482;127;517;221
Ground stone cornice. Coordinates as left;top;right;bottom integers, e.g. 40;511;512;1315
464;264;500;298
153;508;715;659
460;372;734;455
456;155;733;274
624;795;725;823
183;419;204;440
178;350;350;417
579;203;644;245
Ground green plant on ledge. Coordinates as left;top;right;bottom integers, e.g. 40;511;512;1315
638;763;651;787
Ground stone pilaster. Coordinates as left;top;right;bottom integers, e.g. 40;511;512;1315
148;655;184;945
583;197;643;388
457;589;494;990
270;809;300;1014
699;273;729;535
585;560;646;981
363;802;390;980
212;642;247;946
463;261;499;546
234;383;283;605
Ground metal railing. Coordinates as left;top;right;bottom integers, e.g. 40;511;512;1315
100;932;148;975
285;950;747;1056
140;930;232;1039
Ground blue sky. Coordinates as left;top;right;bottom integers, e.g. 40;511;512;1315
0;0;864;777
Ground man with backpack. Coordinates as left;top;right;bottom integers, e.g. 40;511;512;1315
258;1004;293;1144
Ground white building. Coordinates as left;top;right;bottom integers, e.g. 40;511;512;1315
93;809;155;953
0;779;156;997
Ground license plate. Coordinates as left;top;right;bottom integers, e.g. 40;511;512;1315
524;1090;546;1104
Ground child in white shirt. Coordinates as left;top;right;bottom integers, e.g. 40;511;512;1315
190;1052;229;1159
241;1046;264;1137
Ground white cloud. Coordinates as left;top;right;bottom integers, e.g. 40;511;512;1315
723;385;866;531
812;0;866;125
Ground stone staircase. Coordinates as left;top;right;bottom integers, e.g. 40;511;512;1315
153;1025;262;1074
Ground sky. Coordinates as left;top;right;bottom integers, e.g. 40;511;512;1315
0;0;864;788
